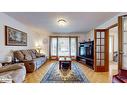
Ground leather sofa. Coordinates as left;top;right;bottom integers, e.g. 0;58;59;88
0;63;26;83
112;69;127;83
13;49;47;73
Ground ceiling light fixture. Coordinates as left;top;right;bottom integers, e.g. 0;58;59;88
57;19;67;26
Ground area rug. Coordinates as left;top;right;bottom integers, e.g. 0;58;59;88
41;62;89;83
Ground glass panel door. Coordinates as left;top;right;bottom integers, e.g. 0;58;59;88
70;38;76;56
94;29;109;72
50;36;78;59
58;37;70;57
122;17;127;69
118;16;127;69
70;37;77;59
50;37;58;59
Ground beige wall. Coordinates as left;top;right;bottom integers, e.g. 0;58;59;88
52;32;87;42
28;27;52;57
86;29;94;41
0;13;51;62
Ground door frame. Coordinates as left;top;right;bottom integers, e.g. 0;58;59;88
117;15;127;69
94;23;118;72
106;22;122;70
94;20;125;72
109;35;114;61
107;23;118;63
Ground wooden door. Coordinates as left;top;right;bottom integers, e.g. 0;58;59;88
94;29;109;72
118;15;127;69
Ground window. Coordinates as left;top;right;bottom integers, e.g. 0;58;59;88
50;36;77;59
71;38;76;56
51;38;57;56
58;38;70;56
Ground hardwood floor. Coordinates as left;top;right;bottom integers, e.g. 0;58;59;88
24;60;118;83
77;61;118;83
24;60;54;83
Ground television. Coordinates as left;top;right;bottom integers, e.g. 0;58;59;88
79;44;86;57
79;46;85;56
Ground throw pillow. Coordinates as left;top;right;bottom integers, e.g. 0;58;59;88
24;54;32;60
21;50;32;60
36;52;42;57
31;49;37;54
28;50;36;59
14;51;24;61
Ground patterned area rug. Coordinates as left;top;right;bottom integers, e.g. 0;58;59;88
41;62;89;83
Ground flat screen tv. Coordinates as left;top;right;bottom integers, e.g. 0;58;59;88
80;47;85;56
79;44;86;57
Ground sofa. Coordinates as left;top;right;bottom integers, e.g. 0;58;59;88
0;63;26;83
112;69;127;83
13;49;47;73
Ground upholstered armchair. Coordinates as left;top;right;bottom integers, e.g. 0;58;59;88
112;69;127;83
0;63;26;83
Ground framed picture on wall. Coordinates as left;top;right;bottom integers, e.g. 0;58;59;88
5;26;27;46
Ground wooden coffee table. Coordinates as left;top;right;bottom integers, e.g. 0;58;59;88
59;57;71;70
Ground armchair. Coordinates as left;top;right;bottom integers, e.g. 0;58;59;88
0;63;26;83
112;69;127;83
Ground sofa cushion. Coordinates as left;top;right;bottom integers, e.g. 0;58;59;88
14;51;24;61
25;54;32;60
31;49;37;54
36;52;42;57
33;58;42;69
31;49;42;57
21;50;32;60
28;50;36;59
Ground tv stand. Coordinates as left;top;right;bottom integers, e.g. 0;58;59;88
77;56;85;62
85;58;94;68
77;56;94;69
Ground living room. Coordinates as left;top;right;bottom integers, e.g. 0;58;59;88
1;0;127;95
0;12;127;83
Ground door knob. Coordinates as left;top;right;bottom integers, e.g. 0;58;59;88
119;51;124;54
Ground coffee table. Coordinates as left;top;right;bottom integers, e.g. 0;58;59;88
59;57;72;70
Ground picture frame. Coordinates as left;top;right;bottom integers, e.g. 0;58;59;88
5;26;27;46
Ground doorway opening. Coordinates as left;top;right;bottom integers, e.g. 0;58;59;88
108;25;118;75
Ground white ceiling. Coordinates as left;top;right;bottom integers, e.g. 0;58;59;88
5;12;119;33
